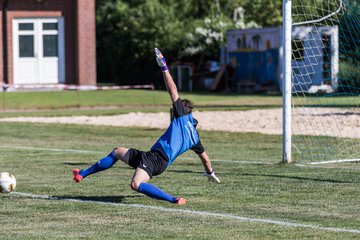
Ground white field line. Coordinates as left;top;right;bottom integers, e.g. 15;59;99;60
307;159;360;165
10;191;360;235
0;145;100;154
294;164;360;170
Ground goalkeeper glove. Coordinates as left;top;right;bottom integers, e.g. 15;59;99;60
204;170;220;183
155;48;169;72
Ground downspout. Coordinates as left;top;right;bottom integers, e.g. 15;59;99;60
2;0;8;89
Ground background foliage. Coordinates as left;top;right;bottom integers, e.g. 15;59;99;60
95;0;282;87
337;1;360;92
95;0;358;91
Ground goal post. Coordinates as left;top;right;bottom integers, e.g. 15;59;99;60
282;0;292;163
282;0;360;164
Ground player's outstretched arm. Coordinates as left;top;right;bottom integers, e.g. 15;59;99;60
155;48;179;103
198;151;220;183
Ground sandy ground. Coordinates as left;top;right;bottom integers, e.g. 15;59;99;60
0;108;359;138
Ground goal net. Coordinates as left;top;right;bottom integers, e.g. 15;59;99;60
288;0;360;163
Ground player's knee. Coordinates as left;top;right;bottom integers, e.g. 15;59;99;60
130;180;140;191
113;147;126;160
113;147;130;162
113;147;121;159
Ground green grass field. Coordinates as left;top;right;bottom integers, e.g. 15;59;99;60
0;90;284;118
0;90;359;239
1;89;359;114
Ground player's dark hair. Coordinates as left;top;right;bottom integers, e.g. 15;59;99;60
181;98;194;113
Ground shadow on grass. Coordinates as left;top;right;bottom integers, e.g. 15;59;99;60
241;173;352;183
63;162;88;166
167;169;203;174
54;195;142;203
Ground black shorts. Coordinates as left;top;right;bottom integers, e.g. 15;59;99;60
127;148;168;178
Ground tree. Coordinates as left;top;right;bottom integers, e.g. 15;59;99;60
96;0;283;86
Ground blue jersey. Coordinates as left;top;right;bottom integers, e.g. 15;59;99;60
150;99;200;168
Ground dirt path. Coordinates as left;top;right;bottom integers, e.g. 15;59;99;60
1;108;359;138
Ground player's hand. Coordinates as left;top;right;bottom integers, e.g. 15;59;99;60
155;48;168;72
204;170;220;183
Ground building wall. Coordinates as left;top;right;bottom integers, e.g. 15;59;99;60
6;0;76;84
227;27;340;93
0;5;3;84
76;0;96;85
2;0;96;85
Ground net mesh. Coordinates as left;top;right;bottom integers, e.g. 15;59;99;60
290;0;360;162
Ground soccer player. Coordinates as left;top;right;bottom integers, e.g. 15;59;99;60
73;48;220;205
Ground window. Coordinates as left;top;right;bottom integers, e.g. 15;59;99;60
19;23;34;31
43;35;58;57
19;35;34;57
292;39;305;61
43;23;58;30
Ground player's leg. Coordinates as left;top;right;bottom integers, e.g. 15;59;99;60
130;167;186;205
73;147;129;182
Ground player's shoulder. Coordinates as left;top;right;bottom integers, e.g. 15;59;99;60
173;98;189;118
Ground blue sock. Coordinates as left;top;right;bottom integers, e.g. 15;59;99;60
138;183;176;203
80;151;117;178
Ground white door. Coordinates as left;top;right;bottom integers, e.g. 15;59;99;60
13;18;65;84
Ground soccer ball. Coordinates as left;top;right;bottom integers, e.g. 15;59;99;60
0;172;16;194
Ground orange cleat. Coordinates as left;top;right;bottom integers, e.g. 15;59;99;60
174;198;186;205
72;168;83;183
